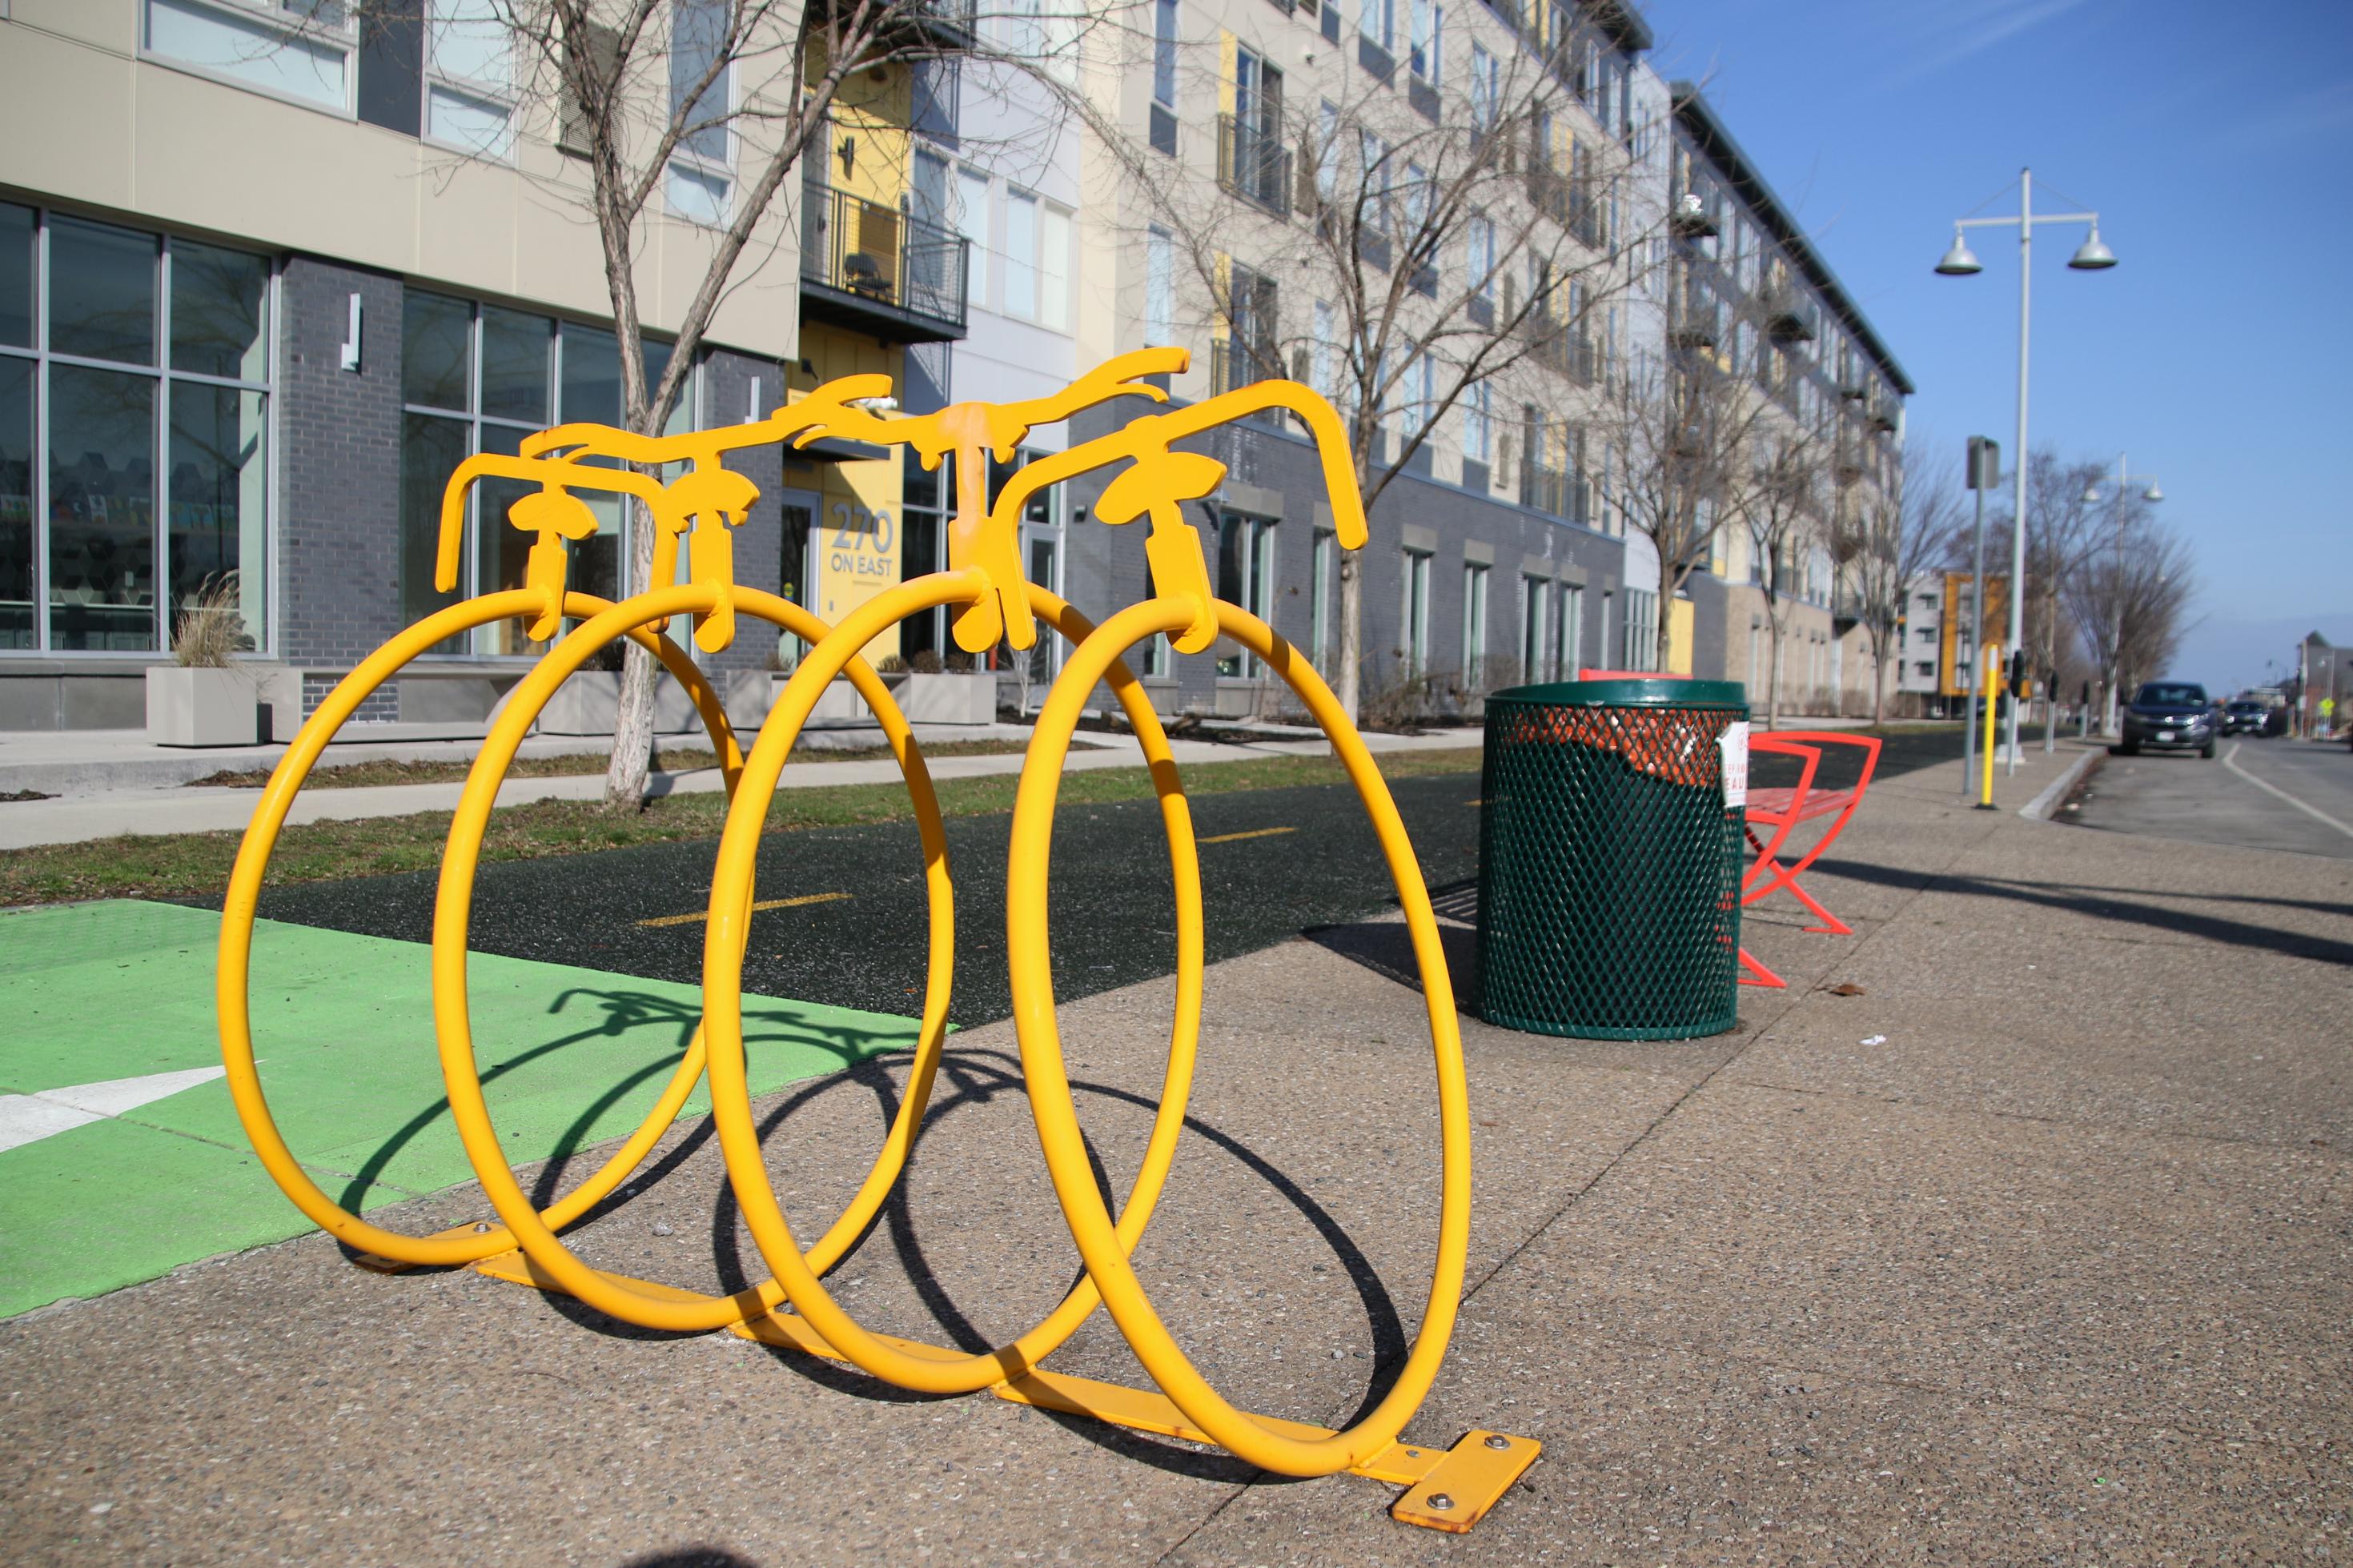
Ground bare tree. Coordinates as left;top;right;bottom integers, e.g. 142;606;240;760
1986;447;2107;733
1604;343;1773;671
1833;434;1960;726
2063;512;2194;712
1087;17;1663;718
325;0;1067;807
1720;408;1828;728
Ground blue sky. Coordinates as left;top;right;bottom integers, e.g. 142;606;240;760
1647;0;2353;693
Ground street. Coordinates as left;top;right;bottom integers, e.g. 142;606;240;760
2067;738;2353;860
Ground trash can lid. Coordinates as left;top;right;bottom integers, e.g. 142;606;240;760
1489;677;1748;709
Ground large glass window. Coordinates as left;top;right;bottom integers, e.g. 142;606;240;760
1215;511;1273;678
399;294;686;656
0;359;32;648
0;203;272;655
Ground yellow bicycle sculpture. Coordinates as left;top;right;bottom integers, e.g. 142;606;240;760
215;348;1537;1531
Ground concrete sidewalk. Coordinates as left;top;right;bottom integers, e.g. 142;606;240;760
0;724;1480;851
2;740;2346;1564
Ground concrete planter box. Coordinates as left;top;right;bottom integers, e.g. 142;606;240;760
536;670;770;737
146;666;264;747
899;671;995;724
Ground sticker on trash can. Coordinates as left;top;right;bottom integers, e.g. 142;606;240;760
1721;722;1750;808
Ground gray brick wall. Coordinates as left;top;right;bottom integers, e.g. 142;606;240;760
277;257;408;714
696;347;789;676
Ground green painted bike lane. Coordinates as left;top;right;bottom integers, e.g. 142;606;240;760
0;900;922;1319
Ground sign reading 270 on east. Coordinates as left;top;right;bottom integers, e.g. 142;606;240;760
817;463;902;660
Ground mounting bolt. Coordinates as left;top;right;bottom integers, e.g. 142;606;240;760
1485;1434;1512;1450
1427;1493;1456;1511
473;1221;493;1233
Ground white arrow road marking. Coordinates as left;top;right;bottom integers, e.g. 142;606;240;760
0;1065;232;1155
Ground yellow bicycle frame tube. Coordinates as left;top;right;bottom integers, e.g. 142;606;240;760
699;571;1211;1393
215;591;737;1269
424;586;946;1332
1003;597;1472;1477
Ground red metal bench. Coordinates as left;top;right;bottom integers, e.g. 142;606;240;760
1569;676;1880;989
1735;731;1882;987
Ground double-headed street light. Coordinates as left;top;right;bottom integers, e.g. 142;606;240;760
1935;168;2119;770
2083;456;2164;737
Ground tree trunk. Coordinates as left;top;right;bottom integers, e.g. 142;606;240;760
1870;632;1887;728
1765;604;1784;731
1336;547;1363;723
600;491;661;809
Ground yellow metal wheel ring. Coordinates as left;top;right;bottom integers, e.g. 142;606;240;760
1002;597;1474;1478
426;585;957;1333
697;571;1212;1394
215;591;737;1270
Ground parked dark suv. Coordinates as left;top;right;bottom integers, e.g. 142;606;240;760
2222;700;2270;736
2121;681;2214;757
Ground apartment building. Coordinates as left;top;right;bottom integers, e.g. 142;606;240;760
2;2;1911;732
1664;86;1910;718
1049;0;1668;716
0;0;974;730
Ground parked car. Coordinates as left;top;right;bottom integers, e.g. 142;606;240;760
2222;700;2270;736
2120;681;2215;757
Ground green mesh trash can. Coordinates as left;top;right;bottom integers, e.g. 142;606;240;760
1473;678;1749;1040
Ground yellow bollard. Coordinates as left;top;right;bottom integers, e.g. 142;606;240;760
1977;642;2002;810
220;355;1540;1534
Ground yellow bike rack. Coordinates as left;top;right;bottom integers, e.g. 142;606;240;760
218;351;1538;1533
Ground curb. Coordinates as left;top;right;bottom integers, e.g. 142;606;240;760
2019;748;2102;823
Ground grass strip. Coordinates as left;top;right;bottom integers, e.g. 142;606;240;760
2;745;1482;907
182;737;1032;791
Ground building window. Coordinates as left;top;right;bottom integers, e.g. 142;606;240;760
1462;378;1490;465
665;0;733;222
1407;0;1440;80
424;0;518;161
1519;574;1545;684
1150;0;1179;154
901;446;943;660
1556;583;1583;678
400;294;687;657
1400;547;1431;673
1624;587;1657;670
1467;213;1494;312
1359;0;1395;53
1215;510;1273;676
1469;43;1496;139
1311;529;1335;668
1145;227;1175;347
1460;562;1488;684
956;169;991;307
0;204;273;656
1003;190;1038;319
143;0;358;115
986;189;1074;331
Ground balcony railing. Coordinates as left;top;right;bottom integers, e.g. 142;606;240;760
799;182;969;342
1667;303;1720;350
1761;287;1817;343
1528;166;1608;249
1216;114;1291;218
1520;461;1590;524
1523;314;1596;385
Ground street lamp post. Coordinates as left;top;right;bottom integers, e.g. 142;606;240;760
1935;168;2118;772
2082;455;2162;736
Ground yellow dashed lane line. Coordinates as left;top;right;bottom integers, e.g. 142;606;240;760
638;892;852;928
